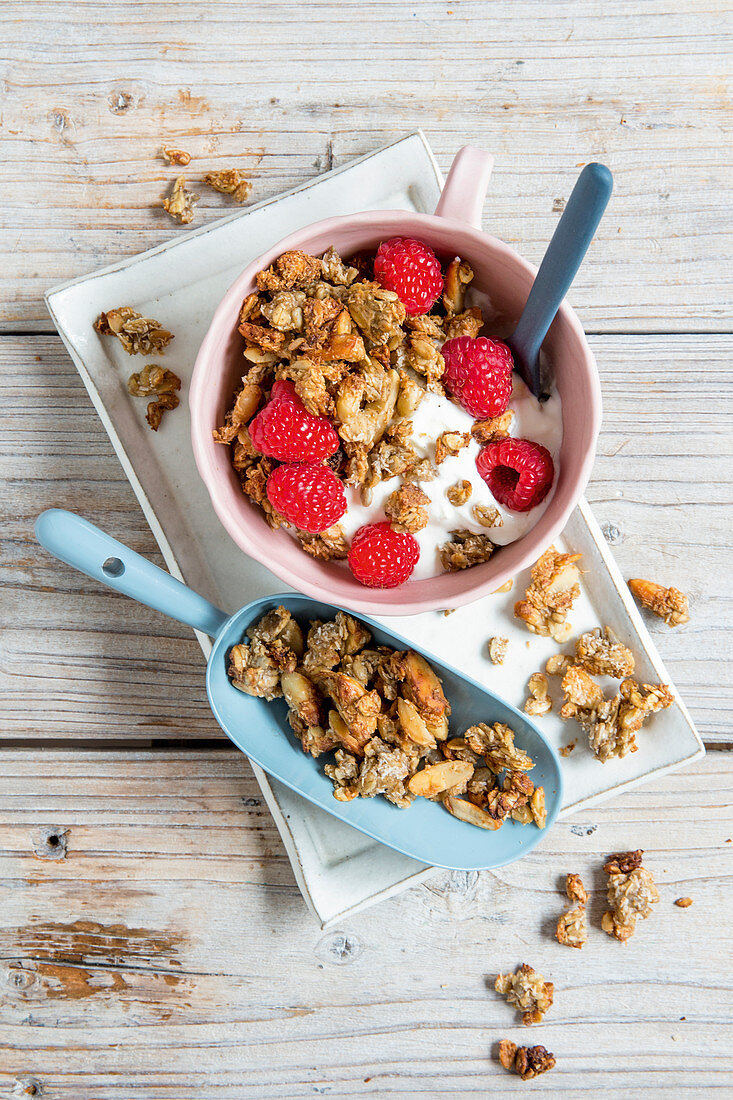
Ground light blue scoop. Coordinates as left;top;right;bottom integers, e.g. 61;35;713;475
35;509;563;871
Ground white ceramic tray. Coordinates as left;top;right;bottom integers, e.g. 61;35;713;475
46;132;704;927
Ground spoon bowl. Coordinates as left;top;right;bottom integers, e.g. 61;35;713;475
35;508;563;871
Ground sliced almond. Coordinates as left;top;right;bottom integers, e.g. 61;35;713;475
396;697;436;748
407;760;473;798
443;794;502;830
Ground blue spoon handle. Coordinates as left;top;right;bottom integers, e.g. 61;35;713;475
511;162;613;395
35;509;230;637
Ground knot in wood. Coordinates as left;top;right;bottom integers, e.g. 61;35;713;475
315;930;363;966
601;522;623;544
12;1077;43;1097
5;963;37;991
31;826;69;861
108;91;134;113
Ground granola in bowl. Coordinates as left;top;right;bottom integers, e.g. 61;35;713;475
228;605;551;831
213;241;562;589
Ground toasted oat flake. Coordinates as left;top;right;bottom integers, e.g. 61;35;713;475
628;578;690;627
95;307;174;356
203;168;252;203
471;410;514;444
127;364;181;397
472;504;503;529
524;672;552;717
434;429;470;465
163;174;198;223
675;897;693;908
559;741;576;757
495;964;554;1025
488;636;508;665
297;526;349;561
575;626;635;678
446;479;472;506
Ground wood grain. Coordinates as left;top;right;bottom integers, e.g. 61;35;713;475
1;0;731;332
0;748;730;1098
1;333;729;743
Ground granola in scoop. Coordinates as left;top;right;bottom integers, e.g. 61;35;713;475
228;607;548;831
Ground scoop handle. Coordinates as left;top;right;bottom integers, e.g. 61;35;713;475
511;162;613;392
35;509;229;637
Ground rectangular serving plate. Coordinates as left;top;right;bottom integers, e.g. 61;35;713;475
46;132;704;926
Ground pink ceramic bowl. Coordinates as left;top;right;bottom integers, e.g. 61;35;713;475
190;147;602;616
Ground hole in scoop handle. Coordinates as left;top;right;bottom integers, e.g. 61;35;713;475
434;146;494;229
35;509;229;638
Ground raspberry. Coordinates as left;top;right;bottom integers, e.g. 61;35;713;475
266;463;347;534
373;237;443;315
249;380;339;462
348;521;420;588
442;336;513;418
476;437;555;512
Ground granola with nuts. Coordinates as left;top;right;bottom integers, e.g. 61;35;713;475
556;872;588;948
229;607;548;830
515;547;582;642
439;529;496;571
628;578;690;627
297;526;349;561
498;1040;556;1081
574;626;635;678
561;669;674;762
163;174;198;223
203;168;252;203
495;964;554;1025
602;849;659;941
127;364;181;397
145;392;179;430
95;307;174;356
213;241;560;586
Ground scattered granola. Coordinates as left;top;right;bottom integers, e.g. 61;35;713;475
523;672;552;717
434;429;470;465
472;504;502;528
160;146;191;166
498;1040;556;1081
602;849;659;941
297;526;349;561
495;964;554;1025
439;529;496;571
559;741;576;757
127;364;181;398
545;653;571;676
146;392;179;430
95;307;174;356
229;607;547;831
471;410;514;444
628;578;690;627
488;636;508;665
446;479;472;506
514;547;582;642
574;626;635;678
203;168;252;203
675;897;693;908
163;174;198;223
384;482;430;534
561;670;674;762
556;872;588;948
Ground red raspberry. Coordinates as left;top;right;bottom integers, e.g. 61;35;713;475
249;380;339;462
476;437;555;512
373;237;443;315
266;463;347;534
348;521;420;588
442;336;513;418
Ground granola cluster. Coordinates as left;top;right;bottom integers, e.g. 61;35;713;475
628;578;690;627
495;964;554;1025
560;667;674;762
213;246;508;572
127;364;182;431
498;1040;556;1081
228;606;547;829
556;872;589;949
602;849;659;941
514;546;582;642
94;308;181;431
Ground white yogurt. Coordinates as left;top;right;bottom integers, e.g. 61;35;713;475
338;378;563;580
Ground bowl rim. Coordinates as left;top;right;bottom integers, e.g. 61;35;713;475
190;208;602;615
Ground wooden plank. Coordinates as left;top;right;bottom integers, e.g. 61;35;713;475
1;333;729;743
0;748;731;1097
1;0;731;332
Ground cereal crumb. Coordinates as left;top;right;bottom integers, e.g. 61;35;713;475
160;146;191;166
204;168;252;203
446;479;472;506
163;174;198;223
675;897;693;908
559;741;576;757
488;636;508;665
524;672;552;717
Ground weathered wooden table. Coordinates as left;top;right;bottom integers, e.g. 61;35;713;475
1;3;731;1096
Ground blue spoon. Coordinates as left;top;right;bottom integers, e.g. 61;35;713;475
509;162;613;397
35;508;563;871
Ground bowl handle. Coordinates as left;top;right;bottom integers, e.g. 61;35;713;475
434;146;494;229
